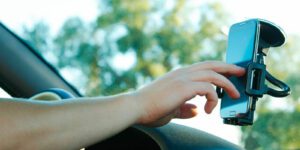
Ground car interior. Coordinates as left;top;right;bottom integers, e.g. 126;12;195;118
0;22;241;150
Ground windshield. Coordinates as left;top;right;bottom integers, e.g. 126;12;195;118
1;0;299;149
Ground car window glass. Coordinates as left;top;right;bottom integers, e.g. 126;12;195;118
1;0;299;149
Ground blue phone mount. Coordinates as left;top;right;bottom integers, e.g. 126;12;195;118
217;19;290;126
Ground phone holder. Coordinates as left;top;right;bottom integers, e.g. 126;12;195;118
217;19;291;126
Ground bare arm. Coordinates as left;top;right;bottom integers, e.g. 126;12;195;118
0;94;141;149
0;61;245;150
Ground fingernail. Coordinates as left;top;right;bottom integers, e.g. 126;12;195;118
234;92;240;99
206;107;213;114
236;65;244;70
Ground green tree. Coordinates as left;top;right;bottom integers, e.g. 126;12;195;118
22;22;51;55
25;0;229;96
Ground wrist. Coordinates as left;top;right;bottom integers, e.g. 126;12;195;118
120;91;145;125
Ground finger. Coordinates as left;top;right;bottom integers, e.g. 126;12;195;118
189;61;245;77
144;112;176;127
175;103;198;119
189;70;240;99
190;82;219;114
221;67;245;77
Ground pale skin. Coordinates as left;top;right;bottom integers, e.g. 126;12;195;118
0;61;245;150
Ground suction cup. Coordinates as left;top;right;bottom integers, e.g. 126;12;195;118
258;19;286;48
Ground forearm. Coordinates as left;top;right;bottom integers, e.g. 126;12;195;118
0;93;141;150
0;61;245;149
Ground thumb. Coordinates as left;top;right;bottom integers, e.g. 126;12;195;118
175;103;198;119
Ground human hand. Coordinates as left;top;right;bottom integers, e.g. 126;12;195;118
132;61;245;126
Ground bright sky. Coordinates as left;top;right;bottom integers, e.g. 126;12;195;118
0;0;98;35
0;0;299;147
222;0;300;35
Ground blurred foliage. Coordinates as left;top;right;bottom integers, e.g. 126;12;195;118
242;109;300;150
22;0;299;149
240;35;300;149
23;22;51;54
25;0;229;96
